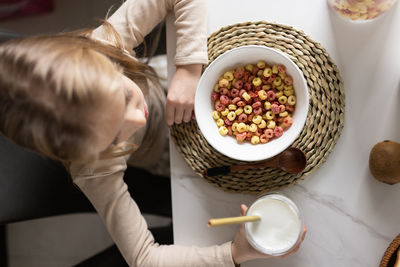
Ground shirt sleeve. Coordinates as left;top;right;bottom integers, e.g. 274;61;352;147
92;0;208;66
69;157;235;267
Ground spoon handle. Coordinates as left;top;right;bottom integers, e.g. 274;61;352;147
203;159;277;177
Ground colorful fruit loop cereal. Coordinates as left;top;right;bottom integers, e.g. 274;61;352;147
211;61;296;145
328;0;397;21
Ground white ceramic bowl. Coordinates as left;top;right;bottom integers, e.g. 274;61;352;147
194;45;309;162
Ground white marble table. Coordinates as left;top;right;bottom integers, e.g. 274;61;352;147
166;1;400;266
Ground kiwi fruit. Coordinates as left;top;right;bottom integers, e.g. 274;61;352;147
369;140;400;185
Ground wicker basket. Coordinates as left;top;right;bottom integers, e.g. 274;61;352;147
380;233;400;267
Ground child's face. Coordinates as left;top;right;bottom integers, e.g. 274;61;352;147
95;73;148;153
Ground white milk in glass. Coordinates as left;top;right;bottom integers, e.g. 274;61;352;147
245;193;303;255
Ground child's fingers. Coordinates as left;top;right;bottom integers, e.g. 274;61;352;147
240;204;248;216
183;106;193;123
166;101;175;126
174;105;184;124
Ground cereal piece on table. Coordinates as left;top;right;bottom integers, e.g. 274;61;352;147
219;126;229;136
287;95;296;106
258;90;268;100
212;111;220;120
267;120;276;129
216;118;224;127
228;104;237;111
227;111;236;121
273;126;284;137
252;77;262;87
252;115;262;125
258;119;267;129
249;123;258;132
251;135;260;145
235;107;243;115
278;95;288;105
257;61;266;69
221;108;229;116
244;105;253;114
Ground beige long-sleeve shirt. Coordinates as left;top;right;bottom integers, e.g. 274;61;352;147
69;0;236;266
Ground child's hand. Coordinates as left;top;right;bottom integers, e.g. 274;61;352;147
231;204;307;265
166;64;202;126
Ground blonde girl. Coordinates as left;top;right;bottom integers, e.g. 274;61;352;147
0;0;305;266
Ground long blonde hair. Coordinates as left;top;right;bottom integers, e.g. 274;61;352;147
0;24;158;163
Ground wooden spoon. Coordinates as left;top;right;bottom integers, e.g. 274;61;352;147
204;147;307;177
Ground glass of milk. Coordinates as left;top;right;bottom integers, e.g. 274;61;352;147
245;193;304;256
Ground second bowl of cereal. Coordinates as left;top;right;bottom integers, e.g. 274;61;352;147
194;45;309;162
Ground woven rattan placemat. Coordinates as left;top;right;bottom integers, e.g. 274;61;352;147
170;21;345;195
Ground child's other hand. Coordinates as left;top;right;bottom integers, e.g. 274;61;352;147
166;64;202;126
